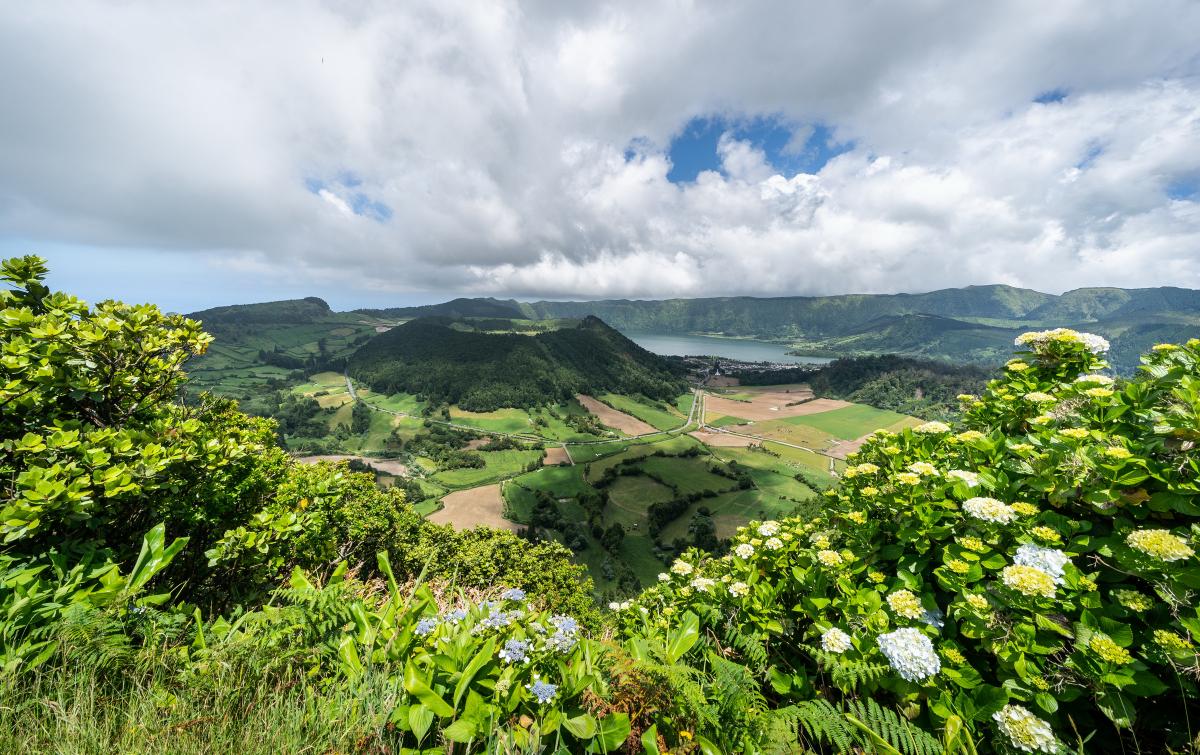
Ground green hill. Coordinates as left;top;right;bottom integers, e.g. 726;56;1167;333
347;315;687;410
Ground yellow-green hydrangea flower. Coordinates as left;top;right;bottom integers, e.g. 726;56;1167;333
1023;391;1055;403
1001;565;1056;598
1084;387;1114;398
1006;360;1030;372
1152;630;1193;653
941;647;966;665
1011;501;1039;516
868;571;886;583
1032;526;1061;543
1058;427;1091;440
1127;529;1195;562
959;536;987;553
886;589;924;620
908;461;939;476
965;593;990;612
956;430;985;442
1152;343;1179;352
1102;446;1132;459
896;472;922;486
861;486;879;497
845;511;867;525
993;704;1058;753
1112;589;1153;612
1088;634;1132;665
816;550;844;568
947;559;970;574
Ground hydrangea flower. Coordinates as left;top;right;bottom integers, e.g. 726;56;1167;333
1111;589;1152;612
549;615;578;634
479;610;515;630
947;559;970;574
877;628;941;681
757;520;780;536
1101;446;1132;459
1023;391;1055;403
670;560;694;576
443;608;468;625
728;581;749;598
941;647;966;665
607;600;632;611
500;588;526;601
821;628;852;654
765;536;783;550
498;639;530;664
965;593;990;612
913;421;951;434
1031;526;1061;543
526;676;557;704
955;430;985;442
1075;373;1114;386
1010;502;1039;516
896;472;922;486
1127;529;1195;562
1015;328;1109;355
993;705;1058;753
1088;634;1132;665
1153;630;1193;653
1013;544;1070;584
734;543;755;559
1001;565;1057;598
908;462;939;476
657;572;670;582
1084;387;1114;398
946;469;980;487
546;630;577;653
816;550;844;567
1058;428;1090;440
414;617;439;637
690;577;716;592
963;497;1017;524
920;608;945;629
886;590;925;620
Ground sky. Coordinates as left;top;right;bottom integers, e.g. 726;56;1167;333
2;1;1199;312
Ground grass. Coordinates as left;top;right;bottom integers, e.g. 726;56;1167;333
639;456;731;496
513;465;592;497
598;393;684;431
582;434;704;483
449;407;534;434
706;414;750;428
432;449;542;489
735;419;837;450
361;391;427;415
781;404;914;440
674;392;695;417
605;477;676;527
659;489;804;542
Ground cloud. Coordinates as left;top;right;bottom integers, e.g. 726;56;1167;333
0;0;1198;303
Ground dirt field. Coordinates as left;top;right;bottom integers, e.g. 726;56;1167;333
543;446;573;465
465;438;492;450
706;376;740;387
688;430;758;447
428;484;517;531
704;390;848;423
295;454;410;476
576;394;658;436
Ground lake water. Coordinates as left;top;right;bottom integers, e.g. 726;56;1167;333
624;331;830;364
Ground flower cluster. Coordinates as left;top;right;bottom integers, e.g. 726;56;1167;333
1001;564;1057;599
963;497;1017;524
1127;529;1195;562
912;421;951;434
526;675;557;704
993;705;1058;753
821;627;852;654
1012;544;1070;584
1016;328;1110;355
886;589;924;620
1088;634;1133;665
498;638;531;664
876;628;941;682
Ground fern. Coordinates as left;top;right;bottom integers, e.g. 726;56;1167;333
723;620;769;670
782;698;944;755
817;649;892;690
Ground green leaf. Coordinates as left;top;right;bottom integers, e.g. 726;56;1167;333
453;636;496;708
404;660;454;718
640;724;660;754
564;713;597;739
666;611;699;663
593;712;630;752
409;704;435;740
441;718;477;743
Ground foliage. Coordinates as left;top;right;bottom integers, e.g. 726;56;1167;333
620;330;1200;752
809;354;991;421
348;316;686;411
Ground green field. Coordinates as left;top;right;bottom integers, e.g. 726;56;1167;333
449;401;606;442
660;489;804;542
782;404;915;440
598;393;685;431
432;449;543;489
674;392;695;417
639;456;730;495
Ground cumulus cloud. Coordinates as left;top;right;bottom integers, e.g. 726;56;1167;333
0;0;1198;301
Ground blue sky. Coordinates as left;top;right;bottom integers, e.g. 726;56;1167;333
665;117;851;183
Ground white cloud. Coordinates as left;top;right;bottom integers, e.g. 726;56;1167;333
0;1;1198;302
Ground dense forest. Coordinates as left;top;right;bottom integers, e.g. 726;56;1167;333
348;315;687;410
807;354;992;421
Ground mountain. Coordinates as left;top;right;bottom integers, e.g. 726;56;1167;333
355;297;523;320
347;315;687;410
517;285;1056;338
190;296;334;324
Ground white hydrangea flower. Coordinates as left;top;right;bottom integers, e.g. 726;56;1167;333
657;572;670;582
1074;373;1114;386
765;537;783;550
908;461;939;476
690;577;716;592
757;521;780;537
728;581;749;598
963;497;1017;524
1013;544;1070;584
946;469;980;487
821;628;852;654
913;421;951;434
670;560;694;576
877;628;941;682
1016;328;1109;355
993;705;1058;753
734;543;755;559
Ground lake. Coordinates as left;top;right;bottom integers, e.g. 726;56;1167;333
623;331;830;364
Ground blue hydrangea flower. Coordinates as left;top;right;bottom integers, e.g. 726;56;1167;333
1013;544;1070;585
479;610;514;631
443;608;468;625
501;587;527;601
414;617;439;636
498;639;530;664
526;677;557;704
549;615;578;634
920;608;945;629
545;630;577;653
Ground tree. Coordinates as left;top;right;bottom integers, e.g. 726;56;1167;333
351;400;372;434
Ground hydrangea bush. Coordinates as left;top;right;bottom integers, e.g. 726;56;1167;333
621;332;1199;752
